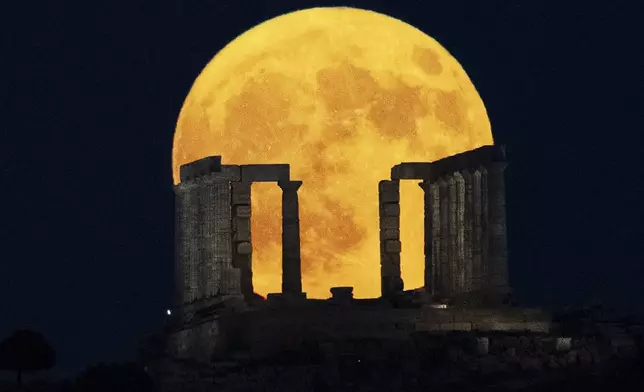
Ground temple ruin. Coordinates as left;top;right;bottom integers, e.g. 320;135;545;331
166;145;550;364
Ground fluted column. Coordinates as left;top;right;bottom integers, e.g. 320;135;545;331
438;177;450;298
185;184;199;303
379;180;403;297
232;181;253;298
430;182;442;298
471;169;484;291
174;184;191;305
461;170;474;293
485;162;509;296
278;180;303;294
206;174;238;296
448;175;458;295
418;180;433;295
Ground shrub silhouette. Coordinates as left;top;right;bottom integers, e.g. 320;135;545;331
0;329;56;388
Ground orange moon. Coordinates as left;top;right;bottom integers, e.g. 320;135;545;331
173;7;493;299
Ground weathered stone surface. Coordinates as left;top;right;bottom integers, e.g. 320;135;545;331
390;162;432;180
383;239;402;253
236;241;252;255
379;216;399;230
179;156;222;182
279;180;303;294
241;164;290;182
379;228;400;240
234;205;251;218
380;203;400;217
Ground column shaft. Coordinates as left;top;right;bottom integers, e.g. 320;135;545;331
471;170;483;292
379;180;403;297
455;172;466;295
232;181;253;297
438;178;450;298
486;162;509;296
279;181;303;294
448;176;458;296
430;182;442;297
462;170;474;293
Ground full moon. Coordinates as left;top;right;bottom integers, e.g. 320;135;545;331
173;7;493;299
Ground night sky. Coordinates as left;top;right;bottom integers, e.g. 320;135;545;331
2;0;643;376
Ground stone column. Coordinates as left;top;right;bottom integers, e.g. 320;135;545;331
185;183;199;303
278;180;303;295
448;175;458;296
206;173;239;296
418;180;433;295
379;180;403;297
461;170;474;293
174;184;191;306
455;172;466;295
480;167;490;292
438;177;450;298
471;169;484;292
485;162;510;296
430;182;442;298
232;181;253;298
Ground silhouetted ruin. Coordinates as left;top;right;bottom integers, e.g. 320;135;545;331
141;145;644;391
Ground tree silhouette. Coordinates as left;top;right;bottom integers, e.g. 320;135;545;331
0;329;56;388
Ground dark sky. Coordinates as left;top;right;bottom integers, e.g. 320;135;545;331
2;0;643;376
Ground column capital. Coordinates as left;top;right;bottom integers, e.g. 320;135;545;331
418;180;431;192
278;180;302;192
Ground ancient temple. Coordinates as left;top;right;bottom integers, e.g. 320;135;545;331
163;145;549;365
379;144;510;305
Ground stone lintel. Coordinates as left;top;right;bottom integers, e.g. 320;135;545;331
241;164;290;182
179;156;221;182
390;163;432;180
389;145;506;182
179;157;243;183
427;145;506;181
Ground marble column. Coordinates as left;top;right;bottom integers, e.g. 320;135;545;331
485;162;510;296
471;169;484;292
438;177;450;298
185;184;200;303
231;181;253;298
173;184;190;305
454;172;466;295
379;180;403;297
448;175;458;296
278;180;303;294
206;174;238;296
461;170;474;293
418;180;433;295
430;182;442;298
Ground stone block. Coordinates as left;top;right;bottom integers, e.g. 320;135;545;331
233;217;250;236
236;241;252;255
379;216;399;229
231;188;251;205
380;203;400;217
379;228;400;240
234;205;251;218
241;164;290;182
390;162;432;180
383;240;401;253
179;156;222;182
